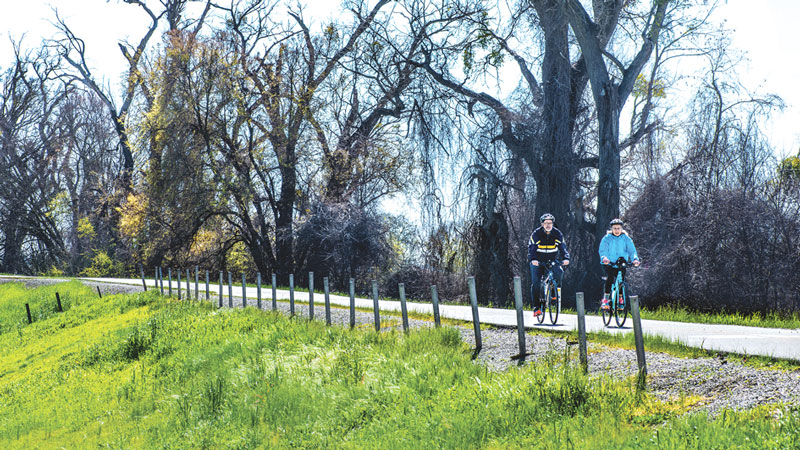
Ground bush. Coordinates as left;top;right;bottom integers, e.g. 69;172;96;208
80;251;117;277
294;203;394;292
626;176;800;314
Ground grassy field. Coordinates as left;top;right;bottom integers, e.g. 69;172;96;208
1;281;799;449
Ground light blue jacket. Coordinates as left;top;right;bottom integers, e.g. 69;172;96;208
598;231;639;264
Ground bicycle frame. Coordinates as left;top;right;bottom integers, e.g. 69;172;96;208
538;260;562;324
603;257;630;327
610;269;625;309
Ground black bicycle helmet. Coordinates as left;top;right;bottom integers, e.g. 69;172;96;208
609;218;624;226
540;213;555;223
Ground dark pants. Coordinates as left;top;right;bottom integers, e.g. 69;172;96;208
530;263;563;309
603;265;627;294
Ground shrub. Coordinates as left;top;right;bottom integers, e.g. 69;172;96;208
626;176;800;314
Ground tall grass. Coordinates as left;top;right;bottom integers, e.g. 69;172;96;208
1;282;798;448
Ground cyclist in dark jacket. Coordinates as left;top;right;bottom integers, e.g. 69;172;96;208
528;213;570;316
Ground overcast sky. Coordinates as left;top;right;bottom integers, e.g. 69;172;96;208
1;0;798;155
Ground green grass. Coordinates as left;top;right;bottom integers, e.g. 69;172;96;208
539;304;800;331
2;282;799;448
636;304;800;330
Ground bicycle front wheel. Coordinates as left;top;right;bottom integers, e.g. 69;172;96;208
536;285;546;324
601;286;613;327
614;284;629;327
548;281;559;325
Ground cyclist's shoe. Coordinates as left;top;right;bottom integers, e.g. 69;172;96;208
533;308;543;317
600;298;611;310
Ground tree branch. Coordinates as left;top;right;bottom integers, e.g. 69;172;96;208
413;52;521;148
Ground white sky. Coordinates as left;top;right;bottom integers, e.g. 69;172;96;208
1;0;798;155
713;0;800;155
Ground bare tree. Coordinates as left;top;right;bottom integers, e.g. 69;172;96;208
0;45;72;273
625;40;795;313
156;0;394;282
405;0;683;298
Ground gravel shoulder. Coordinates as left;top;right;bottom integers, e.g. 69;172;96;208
5;277;799;415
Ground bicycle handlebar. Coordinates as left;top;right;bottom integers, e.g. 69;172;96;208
539;260;564;270
608;257;637;269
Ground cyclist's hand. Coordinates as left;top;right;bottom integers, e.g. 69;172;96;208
531;260;539;266
633;259;640;267
602;257;610;264
562;259;570;266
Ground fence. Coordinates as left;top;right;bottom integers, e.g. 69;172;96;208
17;266;648;386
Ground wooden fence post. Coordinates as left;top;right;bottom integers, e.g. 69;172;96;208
349;278;355;329
430;285;441;327
218;271;223;308
25;303;32;324
513;277;526;359
257;273;262;309
468;277;482;350
140;265;147;291
289;274;295;316
168;268;172;297
97;286;102;298
205;271;209;301
372;280;381;332
576;292;588;374
271;273;277;310
186;269;191;300
55;292;63;312
159;267;164;295
631;295;647;391
308;272;314;320
323;277;331;326
177;271;182;300
241;273;247;308
195;266;199;301
399;283;409;333
227;272;233;308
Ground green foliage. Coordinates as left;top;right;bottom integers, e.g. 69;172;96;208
461;12;504;77
226;241;255;275
43;265;65;277
45;190;70;220
76;216;97;240
633;73;667;99
778;155;800;183
1;283;798;448
79;250;120;277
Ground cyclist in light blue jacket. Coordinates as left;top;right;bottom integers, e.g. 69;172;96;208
598;218;640;310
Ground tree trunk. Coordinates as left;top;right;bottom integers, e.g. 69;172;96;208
2;218;23;274
532;0;576;235
275;149;297;285
595;82;622;244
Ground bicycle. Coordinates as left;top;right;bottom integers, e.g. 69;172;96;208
601;257;631;328
535;260;562;325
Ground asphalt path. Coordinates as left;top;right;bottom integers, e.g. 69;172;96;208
5;275;800;361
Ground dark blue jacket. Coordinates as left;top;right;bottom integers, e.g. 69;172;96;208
528;226;570;263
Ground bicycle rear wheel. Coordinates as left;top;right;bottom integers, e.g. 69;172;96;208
614;284;629;327
547;281;559;324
